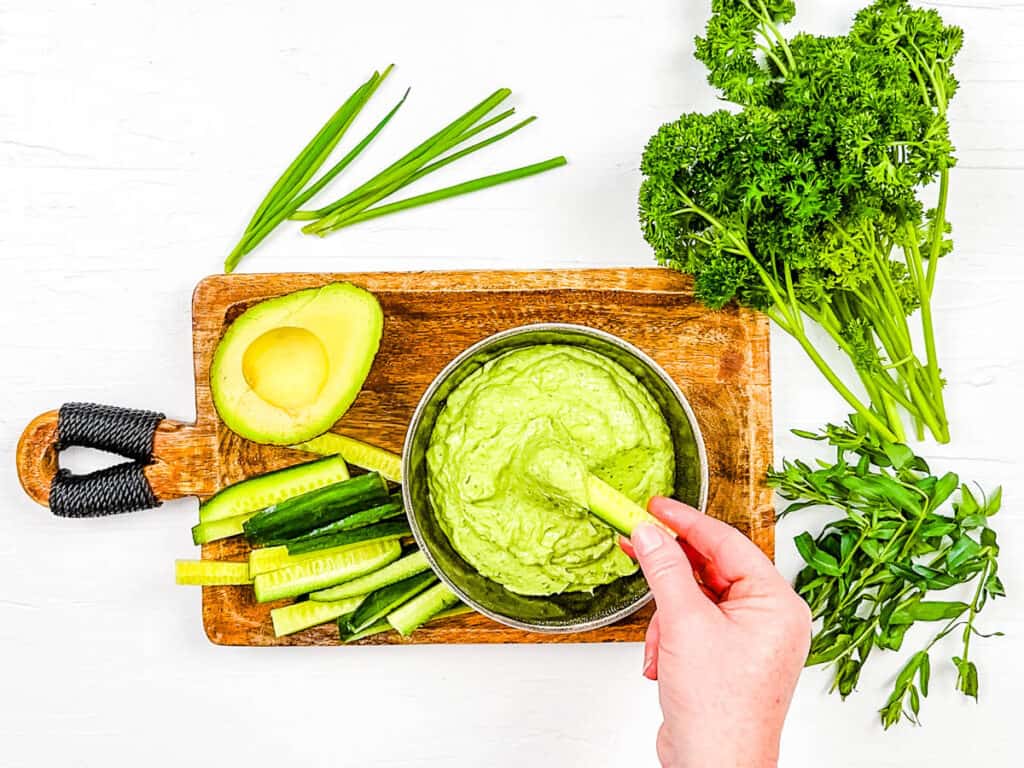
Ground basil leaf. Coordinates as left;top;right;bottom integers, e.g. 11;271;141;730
985;486;1002;516
947;535;982;571
892;601;968;623
928;472;959;512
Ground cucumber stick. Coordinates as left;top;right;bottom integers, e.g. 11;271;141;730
253;539;401;603
248;539;396;579
346;571;437;633
584;473;663;536
340;619;391;643
427;604;474;622
271;596;365;637
199;455;349;523
310;550;430;601
244;471;389;545
249;545;317;578
287;519;410;555
341;604;473;643
175;560;252;585
387;582;460;636
298;495;404;540
192;512;253;545
293;433;402;483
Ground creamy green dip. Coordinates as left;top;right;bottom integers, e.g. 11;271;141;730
426;344;675;596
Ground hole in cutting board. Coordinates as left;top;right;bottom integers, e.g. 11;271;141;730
57;445;137;475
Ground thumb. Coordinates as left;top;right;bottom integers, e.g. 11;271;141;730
631;523;711;618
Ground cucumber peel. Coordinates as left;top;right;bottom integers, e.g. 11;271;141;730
345;571;437;633
341;604;473;643
387;582;460;636
286;519;411;555
243;471;389;545
199;455;349;523
297;494;404;540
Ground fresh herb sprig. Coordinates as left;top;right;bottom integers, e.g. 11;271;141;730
769;418;1004;728
225;67;566;272
639;0;962;444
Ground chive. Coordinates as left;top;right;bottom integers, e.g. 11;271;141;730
301;113;535;234
251;71;378;227
224;66;391;272
235;88;409;258
309;156;568;235
302;88;513;221
406;116;538;185
223;73;566;268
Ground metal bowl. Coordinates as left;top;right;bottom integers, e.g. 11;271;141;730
402;324;709;633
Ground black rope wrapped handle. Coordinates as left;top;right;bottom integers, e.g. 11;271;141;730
49;403;165;518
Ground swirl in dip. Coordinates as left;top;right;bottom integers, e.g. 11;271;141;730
426;344;674;596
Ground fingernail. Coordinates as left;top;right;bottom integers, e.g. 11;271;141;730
632;523;664;557
642;653;655;678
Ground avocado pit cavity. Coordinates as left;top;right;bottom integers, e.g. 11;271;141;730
242;326;329;411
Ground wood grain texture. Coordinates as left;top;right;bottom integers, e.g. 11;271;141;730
190;268;773;646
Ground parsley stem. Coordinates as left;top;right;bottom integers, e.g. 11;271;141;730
673;187;896;440
788;328;899;442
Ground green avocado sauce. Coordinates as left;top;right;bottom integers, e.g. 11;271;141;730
426;344;675;596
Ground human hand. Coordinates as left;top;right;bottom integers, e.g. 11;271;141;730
621;497;811;768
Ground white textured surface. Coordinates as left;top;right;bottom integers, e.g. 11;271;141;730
1;1;1020;765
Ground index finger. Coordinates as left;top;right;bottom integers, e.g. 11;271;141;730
647;496;780;588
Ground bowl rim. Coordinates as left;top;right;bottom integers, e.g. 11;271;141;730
401;322;710;633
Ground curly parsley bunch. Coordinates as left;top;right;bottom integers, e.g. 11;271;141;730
640;0;962;444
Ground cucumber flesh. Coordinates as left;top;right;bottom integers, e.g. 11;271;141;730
387;582;460;636
199;455;349;523
298;495;404;540
293;433;402;483
175;560;251;585
192;512;253;545
287;519;411;555
345;571;438;633
341;604;473;643
584;473;662;536
248;539;401;579
271;596;365;637
248;545;331;578
249;545;294;578
244;472;389;545
253;539;401;603
310;549;429;601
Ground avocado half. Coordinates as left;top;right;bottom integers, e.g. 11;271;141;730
210;282;383;445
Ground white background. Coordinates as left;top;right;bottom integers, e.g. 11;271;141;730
2;1;1021;765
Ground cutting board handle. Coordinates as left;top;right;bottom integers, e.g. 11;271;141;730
17;403;217;516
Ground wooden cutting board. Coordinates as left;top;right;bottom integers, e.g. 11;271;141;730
18;268;773;646
194;268;773;645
